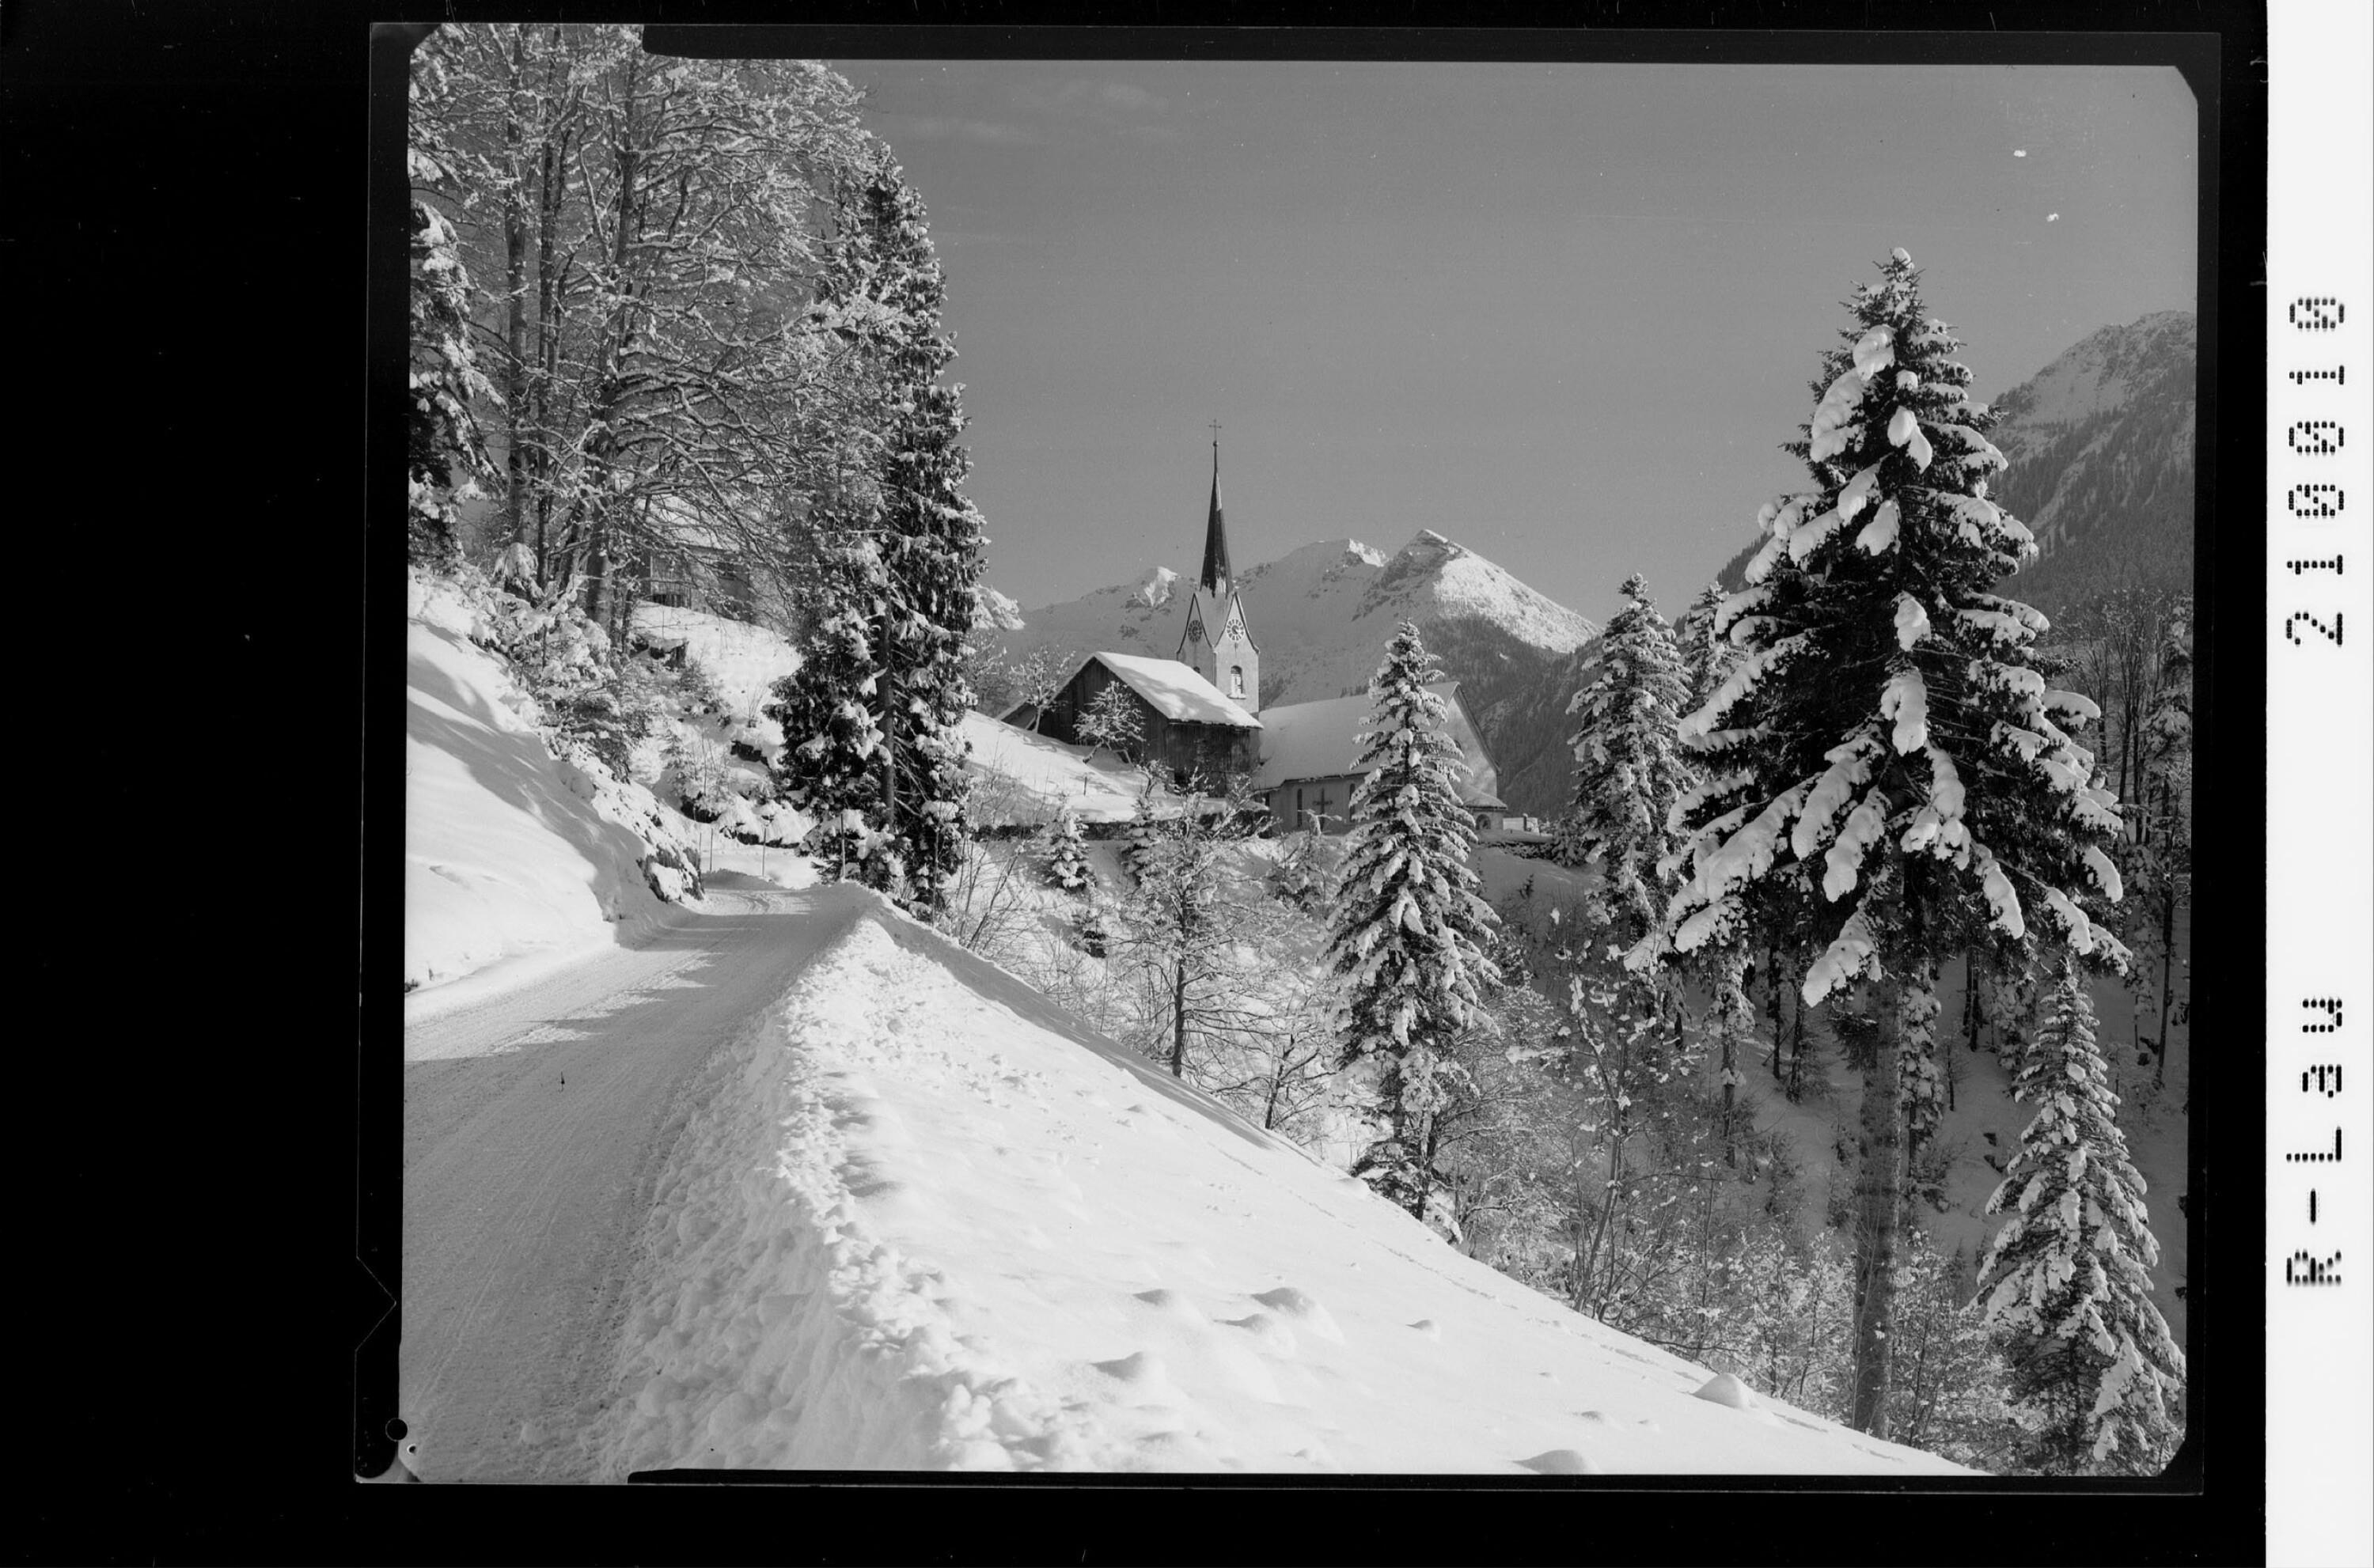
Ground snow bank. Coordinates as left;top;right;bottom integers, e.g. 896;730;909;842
594;887;1964;1475
405;618;687;994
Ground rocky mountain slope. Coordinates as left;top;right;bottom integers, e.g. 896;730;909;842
990;532;1599;819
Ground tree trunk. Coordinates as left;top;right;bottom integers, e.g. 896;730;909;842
1765;947;1784;1083
1849;973;1907;1437
1786;978;1807;1101
1170;961;1188;1079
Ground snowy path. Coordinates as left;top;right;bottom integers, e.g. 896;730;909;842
399;877;853;1482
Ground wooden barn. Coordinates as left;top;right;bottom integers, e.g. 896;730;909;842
1031;651;1262;786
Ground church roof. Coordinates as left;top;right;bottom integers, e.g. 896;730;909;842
1250;680;1506;808
1088;652;1263;729
1198;439;1234;597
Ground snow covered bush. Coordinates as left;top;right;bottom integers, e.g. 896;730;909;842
1976;964;2184;1474
1078;680;1145;764
1266;817;1341;911
1038;804;1092;893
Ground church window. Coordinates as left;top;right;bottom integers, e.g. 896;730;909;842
1230;665;1245;697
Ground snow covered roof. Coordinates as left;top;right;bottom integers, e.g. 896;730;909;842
1250;680;1504;808
1089;653;1261;729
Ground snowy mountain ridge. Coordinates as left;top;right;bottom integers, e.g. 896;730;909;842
1983;310;2195;619
987;529;1599;817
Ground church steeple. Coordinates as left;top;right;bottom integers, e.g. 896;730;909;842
1199;434;1233;600
1177;427;1259;714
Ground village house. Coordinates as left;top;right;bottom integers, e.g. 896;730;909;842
1030;650;1262;782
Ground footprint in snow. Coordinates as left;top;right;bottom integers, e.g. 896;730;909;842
1092;1350;1170;1386
1132;1288;1208;1325
1407;1319;1441;1341
1251;1287;1344;1343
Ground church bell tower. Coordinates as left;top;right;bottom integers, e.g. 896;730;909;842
1176;433;1259;712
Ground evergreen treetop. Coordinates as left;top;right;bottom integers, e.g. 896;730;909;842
1651;248;2131;1000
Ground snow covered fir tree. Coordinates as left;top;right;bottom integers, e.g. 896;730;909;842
396;28;2200;1482
1553;574;1693;945
764;156;988;915
1325;623;1503;1221
1646;248;2142;1440
1977;962;2185;1473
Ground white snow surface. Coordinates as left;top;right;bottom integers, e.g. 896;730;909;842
589;885;1963;1475
629;603;798;724
960;710;1162;825
405;615;684;995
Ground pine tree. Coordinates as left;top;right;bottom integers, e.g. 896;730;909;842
407;195;492;570
846;159;985;917
1041;803;1092;893
1646;248;2133;1437
1676;582;1742;716
1325;623;1503;1221
1554;574;1694;941
1977;963;2184;1474
766;536;889;885
767;157;986;915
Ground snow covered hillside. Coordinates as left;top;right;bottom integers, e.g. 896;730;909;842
590;884;1963;1475
988;532;1600;818
960;710;1159;826
404;577;705;995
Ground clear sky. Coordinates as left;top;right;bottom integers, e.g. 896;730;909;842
828;59;2198;624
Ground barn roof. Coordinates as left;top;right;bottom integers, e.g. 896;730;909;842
1088;653;1263;729
1250;680;1506;807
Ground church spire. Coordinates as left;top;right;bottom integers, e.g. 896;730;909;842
1199;430;1232;600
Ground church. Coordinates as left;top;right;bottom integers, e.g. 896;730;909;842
1015;437;1522;836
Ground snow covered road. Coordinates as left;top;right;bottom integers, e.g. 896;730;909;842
399;878;853;1482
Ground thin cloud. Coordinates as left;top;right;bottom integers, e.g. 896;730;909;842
1098;82;1167;114
1009;78;1171;120
891;114;1039;147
